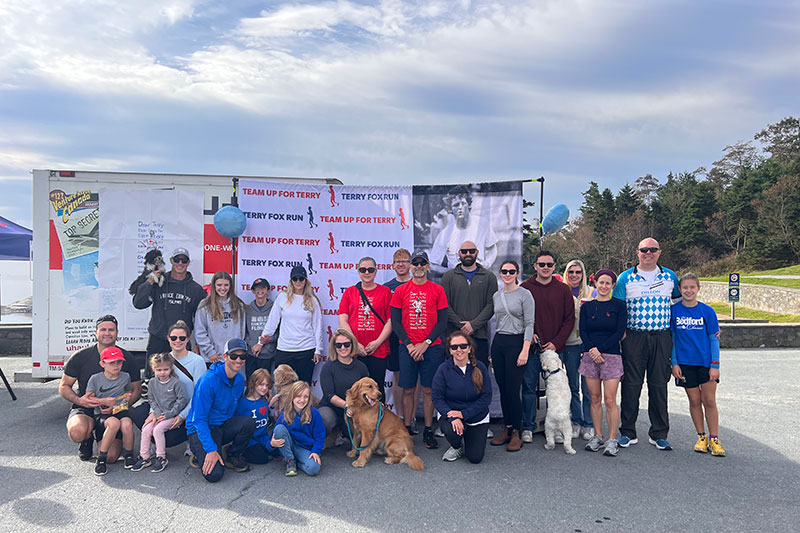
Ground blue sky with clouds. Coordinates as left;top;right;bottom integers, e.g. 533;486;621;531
1;0;798;228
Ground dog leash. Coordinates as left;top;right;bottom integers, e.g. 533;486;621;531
345;403;385;451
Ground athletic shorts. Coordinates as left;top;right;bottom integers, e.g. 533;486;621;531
579;353;624;381
68;407;123;441
398;344;443;388
386;335;400;372
676;364;718;389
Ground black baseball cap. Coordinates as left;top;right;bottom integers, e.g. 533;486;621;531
290;265;308;279
410;250;429;263
251;278;270;290
96;315;118;328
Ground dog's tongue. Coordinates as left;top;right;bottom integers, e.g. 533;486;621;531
365;394;376;407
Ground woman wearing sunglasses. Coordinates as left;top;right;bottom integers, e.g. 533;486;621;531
562;259;596;441
261;266;323;385
131;320;208;456
489;260;534;452
431;332;492;463
318;329;369;442
338;257;393;399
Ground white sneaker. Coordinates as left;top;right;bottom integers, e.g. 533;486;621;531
582;427;595;441
442;446;462;462
486;428;495;439
572;424;581;439
184;444;193;457
521;430;533;443
555;432;564;444
434;426;445;438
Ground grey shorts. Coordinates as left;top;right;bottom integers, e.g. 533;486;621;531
579;353;624;381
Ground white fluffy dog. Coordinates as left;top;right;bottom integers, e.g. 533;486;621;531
540;349;576;455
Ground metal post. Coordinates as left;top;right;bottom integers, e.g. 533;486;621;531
731;302;735;320
231;178;239;286
535;177;545;247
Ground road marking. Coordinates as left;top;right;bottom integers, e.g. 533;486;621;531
27;394;61;409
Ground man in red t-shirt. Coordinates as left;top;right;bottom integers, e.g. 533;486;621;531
338;256;393;399
390;251;449;449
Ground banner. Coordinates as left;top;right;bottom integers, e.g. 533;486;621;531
97;189;205;338
238;181;413;400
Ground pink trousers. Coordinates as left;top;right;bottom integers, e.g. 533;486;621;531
140;417;176;458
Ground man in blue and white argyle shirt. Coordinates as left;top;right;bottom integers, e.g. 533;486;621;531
612;238;680;451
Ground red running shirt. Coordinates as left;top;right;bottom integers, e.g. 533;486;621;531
390;280;448;345
338;284;392;358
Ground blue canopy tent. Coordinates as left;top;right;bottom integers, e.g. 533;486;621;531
0;216;32;261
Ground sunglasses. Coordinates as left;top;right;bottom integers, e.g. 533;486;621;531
358;267;376;274
169;335;187;342
449;343;470;351
227;352;246;361
411;260;428;267
639;247;660;253
536;262;555;268
459;248;477;255
291;276;306;282
567;270;582;275
172;256;189;264
334;341;352;349
500;269;517;275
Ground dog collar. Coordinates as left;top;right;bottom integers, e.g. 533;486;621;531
541;368;562;380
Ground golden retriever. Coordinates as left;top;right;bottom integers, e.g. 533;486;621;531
270;364;319;410
345;377;424;471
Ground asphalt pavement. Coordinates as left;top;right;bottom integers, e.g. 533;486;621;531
1;349;799;532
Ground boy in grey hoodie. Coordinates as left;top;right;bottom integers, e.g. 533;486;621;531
246;278;278;377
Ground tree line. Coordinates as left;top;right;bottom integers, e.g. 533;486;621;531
523;117;800;276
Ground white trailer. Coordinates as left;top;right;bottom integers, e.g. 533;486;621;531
27;169;339;380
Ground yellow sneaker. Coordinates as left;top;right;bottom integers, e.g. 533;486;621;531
694;434;709;453
708;437;726;457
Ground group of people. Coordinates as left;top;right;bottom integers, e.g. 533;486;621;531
59;237;725;480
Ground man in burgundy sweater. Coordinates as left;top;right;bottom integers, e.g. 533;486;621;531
519;250;575;442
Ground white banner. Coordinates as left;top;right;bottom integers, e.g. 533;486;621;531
238;181;413;401
97;189;205;338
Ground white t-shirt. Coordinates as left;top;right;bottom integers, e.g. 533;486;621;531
262;292;324;353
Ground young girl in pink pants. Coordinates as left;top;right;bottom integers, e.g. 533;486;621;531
132;353;188;472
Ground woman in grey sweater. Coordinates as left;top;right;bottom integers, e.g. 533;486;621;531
489;260;535;452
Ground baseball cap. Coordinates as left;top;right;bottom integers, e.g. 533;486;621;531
290;265;308;279
100;346;125;362
410;250;429;263
224;338;248;354
171;247;190;260
251;278;270;290
96;314;118;328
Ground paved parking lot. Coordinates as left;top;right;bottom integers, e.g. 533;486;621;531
1;349;798;532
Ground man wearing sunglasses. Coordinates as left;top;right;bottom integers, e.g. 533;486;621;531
519;250;575;443
338;257;393;399
390;250;449;449
186;338;256;482
440;241;497;368
612;238;681;451
133;247;207;357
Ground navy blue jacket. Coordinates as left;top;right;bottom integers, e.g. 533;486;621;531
431;359;492;424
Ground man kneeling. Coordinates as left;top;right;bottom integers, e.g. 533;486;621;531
186;338;256;482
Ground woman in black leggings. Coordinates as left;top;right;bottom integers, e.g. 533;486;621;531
431;332;492;464
489;260;534;451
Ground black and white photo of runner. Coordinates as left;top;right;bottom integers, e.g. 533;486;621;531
412;182;523;282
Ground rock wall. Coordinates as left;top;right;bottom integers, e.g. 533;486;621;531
702;282;800;315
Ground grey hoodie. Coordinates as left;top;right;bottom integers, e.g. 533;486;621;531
148;374;189;419
194;298;247;362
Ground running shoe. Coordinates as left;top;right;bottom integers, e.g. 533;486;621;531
648;437;673;451
442;446;462;462
423;428;439;449
603;438;619;457
79;439;94;461
151;456;168;473
708;437;726;457
694;434;709;453
285;458;297;477
94;459;107;476
618;435;638;447
585;435;603;452
131;456;153;472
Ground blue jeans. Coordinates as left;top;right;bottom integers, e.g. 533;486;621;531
521;346;543;431
561;344;592;427
273;424;320;476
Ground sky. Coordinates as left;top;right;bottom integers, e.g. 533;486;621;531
1;0;799;228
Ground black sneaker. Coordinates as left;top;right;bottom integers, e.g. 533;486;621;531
151;456;168;473
123;454;136;469
225;454;250;473
188;455;201;468
423;428;439;449
94;459;108;476
131;456;153;472
79;439;94;461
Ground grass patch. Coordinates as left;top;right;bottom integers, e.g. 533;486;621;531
707;302;800;323
700;272;800;290
747;265;800;276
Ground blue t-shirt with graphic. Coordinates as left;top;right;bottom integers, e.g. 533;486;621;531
613;265;680;331
235;396;274;450
670;301;720;368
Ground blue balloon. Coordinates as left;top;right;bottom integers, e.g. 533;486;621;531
541;204;570;235
214;205;247;238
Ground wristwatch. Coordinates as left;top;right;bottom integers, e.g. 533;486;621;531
424;339;432;345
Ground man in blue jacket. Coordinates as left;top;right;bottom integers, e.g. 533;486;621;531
186;338;256;482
